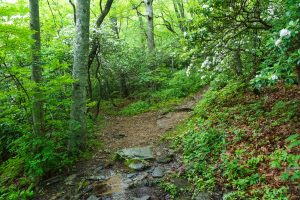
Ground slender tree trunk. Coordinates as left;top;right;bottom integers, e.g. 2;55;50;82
296;64;300;86
144;0;155;51
69;0;90;151
119;72;129;97
234;49;243;76
110;17;120;39
29;0;44;135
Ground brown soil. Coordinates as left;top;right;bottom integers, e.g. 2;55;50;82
102;111;190;151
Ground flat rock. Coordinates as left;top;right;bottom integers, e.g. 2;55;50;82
128;163;148;171
127;173;137;179
87;195;99;200
156;154;173;164
151;167;164;178
117;146;154;160
86;175;107;181
132;195;151;200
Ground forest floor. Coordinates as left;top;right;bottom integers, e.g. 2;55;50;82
36;88;208;200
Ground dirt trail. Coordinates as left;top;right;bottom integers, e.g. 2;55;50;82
36;88;207;200
102;111;189;151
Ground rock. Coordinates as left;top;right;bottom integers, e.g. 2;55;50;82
132;195;151;200
128;163;148;171
87;195;99;200
65;174;77;186
193;192;212;200
131;172;149;186
93;165;104;174
156;154;173;164
86;175;107;181
80;184;94;195
151;167;164;178
117;146;154;160
127;173;137;179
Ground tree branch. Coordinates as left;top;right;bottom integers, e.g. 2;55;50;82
68;0;76;24
96;0;114;28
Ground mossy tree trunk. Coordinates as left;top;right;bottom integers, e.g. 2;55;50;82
69;0;90;151
144;0;155;51
29;0;44;135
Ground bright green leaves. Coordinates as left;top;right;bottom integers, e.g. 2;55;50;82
269;134;300;182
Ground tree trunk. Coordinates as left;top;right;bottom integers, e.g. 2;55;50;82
296;64;300;86
110;17;120;39
69;0;90;151
144;0;155;51
29;0;44;135
119;72;129;97
138;14;146;47
234;49;243;76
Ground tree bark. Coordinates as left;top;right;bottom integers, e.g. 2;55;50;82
144;0;155;51
110;17;120;39
69;0;90;151
119;72;129;97
96;0;114;27
69;0;76;24
29;0;44;135
296;64;300;86
234;48;243;76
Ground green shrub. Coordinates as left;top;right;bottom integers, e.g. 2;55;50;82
120;101;151;116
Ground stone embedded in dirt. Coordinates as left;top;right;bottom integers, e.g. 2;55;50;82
132;195;151;200
86;175;107;181
117;146;154;160
80;184;94;195
87;194;99;200
128;162;149;171
65;174;77;185
127;173;138;179
151;167;164;178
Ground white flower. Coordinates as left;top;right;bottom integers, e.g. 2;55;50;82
201;59;211;69
279;29;291;37
271;74;278;80
202;4;209;9
275;38;281;46
183;32;187;37
186;66;191;77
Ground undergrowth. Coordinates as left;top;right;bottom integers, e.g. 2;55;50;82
101;69;207;116
166;81;300;199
